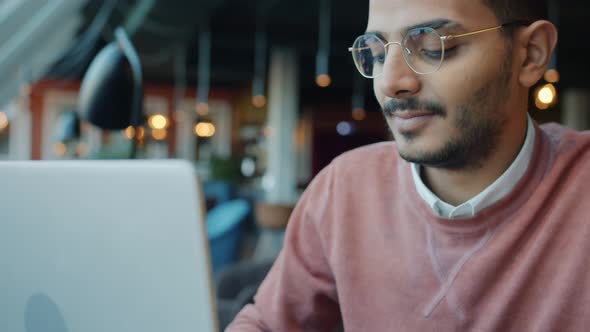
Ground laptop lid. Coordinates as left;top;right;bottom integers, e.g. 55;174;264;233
0;160;218;332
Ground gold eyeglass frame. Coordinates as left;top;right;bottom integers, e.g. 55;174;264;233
349;21;527;78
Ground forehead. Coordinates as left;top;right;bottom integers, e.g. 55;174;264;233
367;0;498;35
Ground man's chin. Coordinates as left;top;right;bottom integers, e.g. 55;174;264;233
397;144;433;162
397;147;431;164
396;140;457;168
390;120;439;144
393;131;436;151
397;142;474;170
398;149;451;168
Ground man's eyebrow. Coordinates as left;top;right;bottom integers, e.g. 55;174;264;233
364;31;387;40
364;19;464;40
404;19;463;32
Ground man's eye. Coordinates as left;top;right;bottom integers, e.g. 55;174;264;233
369;48;386;62
422;46;458;59
373;54;386;63
421;49;443;59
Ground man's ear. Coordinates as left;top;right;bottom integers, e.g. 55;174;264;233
517;20;558;88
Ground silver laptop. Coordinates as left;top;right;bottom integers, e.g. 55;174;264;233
0;160;218;332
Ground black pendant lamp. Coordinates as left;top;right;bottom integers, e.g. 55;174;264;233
54;111;81;143
78;27;143;158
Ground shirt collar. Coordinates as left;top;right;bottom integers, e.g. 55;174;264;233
411;115;536;218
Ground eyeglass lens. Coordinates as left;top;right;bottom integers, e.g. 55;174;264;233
351;27;445;77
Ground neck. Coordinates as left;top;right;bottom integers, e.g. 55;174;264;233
422;113;529;206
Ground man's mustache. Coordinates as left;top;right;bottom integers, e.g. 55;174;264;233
382;98;446;117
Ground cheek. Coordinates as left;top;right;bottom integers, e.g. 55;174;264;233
438;44;508;104
434;68;473;99
429;70;484;117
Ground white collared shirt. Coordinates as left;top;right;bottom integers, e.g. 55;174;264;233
411;115;536;218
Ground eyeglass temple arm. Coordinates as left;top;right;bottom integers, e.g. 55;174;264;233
442;25;503;41
442;21;530;41
349;45;374;52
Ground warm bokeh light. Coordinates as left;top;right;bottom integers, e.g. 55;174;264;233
0;112;8;131
136;127;145;140
124;126;135;140
194;122;216;138
196;102;210;116
76;143;89;157
535;100;550;111
535;84;557;110
151;128;167;140
544;69;560;83
252;95;267;108
316;74;332;88
538;84;557;104
352;107;367;121
148;114;168;130
53;142;67;157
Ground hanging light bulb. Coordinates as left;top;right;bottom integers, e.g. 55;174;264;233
196;102;209;116
136;126;145;140
316;74;332;88
148;114;168;130
151;128;167;140
538;85;556;104
351;74;366;121
315;0;332;88
124;126;135;139
352;108;367;121
196;25;211;115
544;1;560;85
252;25;268;107
544;69;560;84
252;95;267;108
53;142;67;157
0;112;8;131
535;83;557;110
194;121;216;138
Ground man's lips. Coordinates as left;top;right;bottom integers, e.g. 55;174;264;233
391;110;438;119
390;110;440;132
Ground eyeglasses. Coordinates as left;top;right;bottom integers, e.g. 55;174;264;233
349;22;526;78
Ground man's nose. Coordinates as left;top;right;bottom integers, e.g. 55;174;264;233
377;45;421;99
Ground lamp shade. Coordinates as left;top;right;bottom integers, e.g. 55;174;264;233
78;43;139;130
54;111;80;142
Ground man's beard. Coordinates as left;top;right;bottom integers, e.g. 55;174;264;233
384;54;513;171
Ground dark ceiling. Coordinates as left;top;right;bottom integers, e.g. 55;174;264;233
79;0;590;106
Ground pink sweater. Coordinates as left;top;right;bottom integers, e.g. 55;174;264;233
227;123;590;331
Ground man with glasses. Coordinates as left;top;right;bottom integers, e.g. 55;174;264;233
228;1;589;331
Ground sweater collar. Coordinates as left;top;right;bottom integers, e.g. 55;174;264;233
411;115;536;219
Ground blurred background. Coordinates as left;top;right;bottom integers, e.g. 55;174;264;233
0;0;588;328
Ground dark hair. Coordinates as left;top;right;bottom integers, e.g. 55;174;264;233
481;0;548;23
